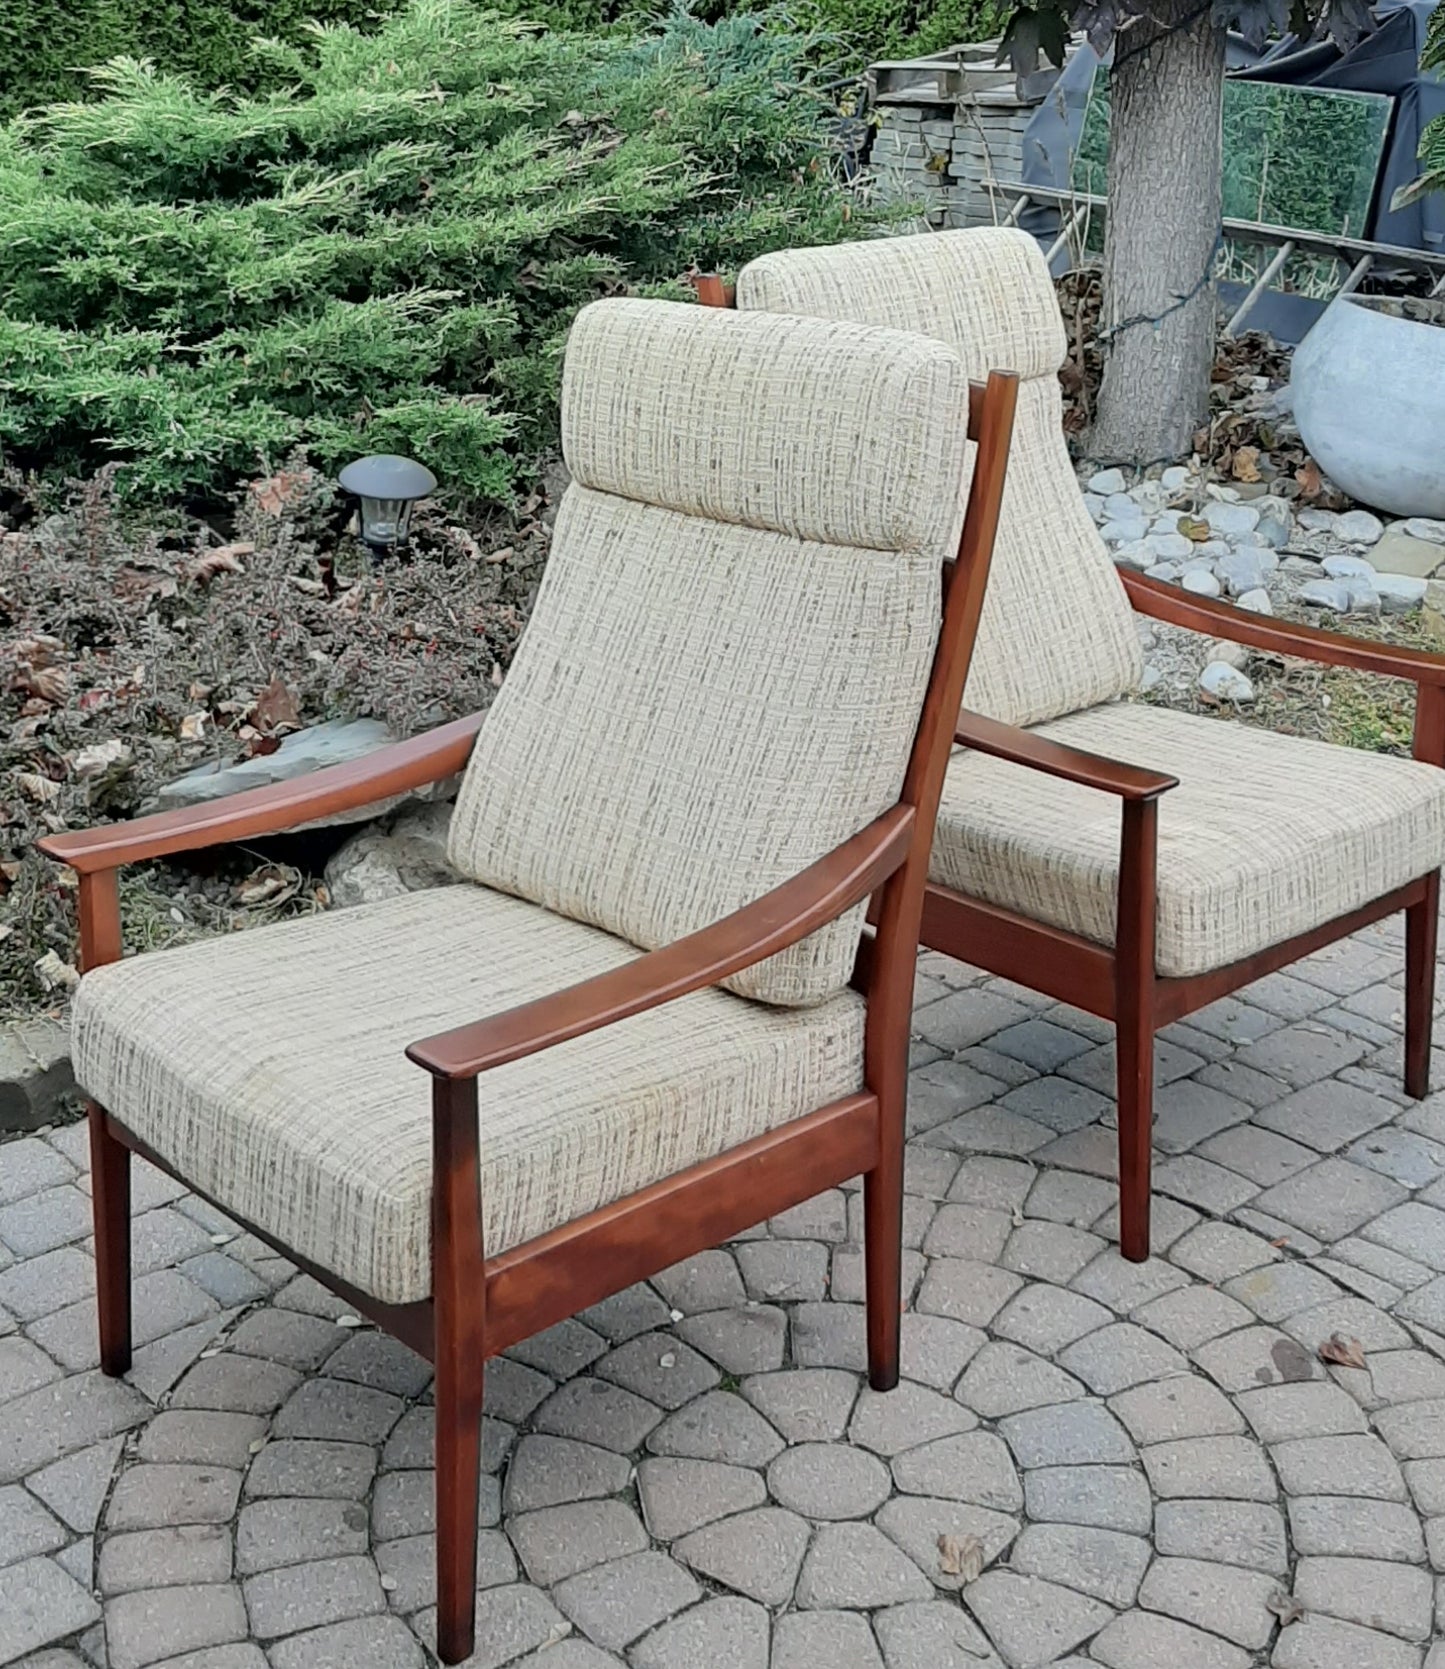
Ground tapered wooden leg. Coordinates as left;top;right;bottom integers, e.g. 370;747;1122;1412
432;1077;486;1667
89;1103;133;1376
1405;871;1439;1100
864;1084;904;1392
1116;800;1160;1265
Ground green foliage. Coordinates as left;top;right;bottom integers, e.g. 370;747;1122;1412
0;2;868;504
1400;0;1445;207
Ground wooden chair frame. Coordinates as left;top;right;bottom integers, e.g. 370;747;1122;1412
694;274;1445;1267
39;369;1019;1664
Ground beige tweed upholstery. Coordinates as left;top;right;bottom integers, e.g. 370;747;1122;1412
72;887;867;1304
450;298;971;1006
933;703;1445;978
736;228;1143;728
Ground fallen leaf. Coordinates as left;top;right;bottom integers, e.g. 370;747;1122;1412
179;712;209;743
250;677;301;737
1232;444;1262;483
1295;457;1324;499
937;1532;985;1582
1266;1590;1305;1627
1178;516;1211;542
34;949;79;992
190;541;253;582
68;739;131;779
249;469;312;516
14;664;69;704
232;864;300;909
1318;1333;1367;1371
14;771;59;803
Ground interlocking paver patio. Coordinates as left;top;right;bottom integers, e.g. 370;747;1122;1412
5;936;1445;1666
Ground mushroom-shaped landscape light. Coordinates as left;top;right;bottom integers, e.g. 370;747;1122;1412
338;454;437;552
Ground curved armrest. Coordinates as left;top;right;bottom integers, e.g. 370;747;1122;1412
1120;571;1445;687
955;710;1178;801
407;804;915;1081
37;712;485;875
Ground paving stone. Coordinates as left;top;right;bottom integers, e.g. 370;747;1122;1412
1232;1380;1366;1444
593;1333;719;1411
30;1268;220;1375
1001;1221;1105;1283
267;1616;425;1669
1253;1159;1408;1243
770;1609;879;1669
508;1500;648;1587
733;1240;829;1304
1142;1436;1276;1501
1367;1202;1445;1270
243;1553;384;1638
1108;1377;1244;1444
1094;1195;1204;1255
646;1390;784;1468
1154;1499;1287;1572
1193;1323;1320;1391
511;1645;619;1669
243;1439;376;1501
635;1457;766;1541
1288;1496;1426;1560
1195;1125;1320;1187
1071;1254;1190;1314
1398;1277;1445;1331
740;1370;857;1444
372;1528;514;1612
898;1315;984;1390
1329;1238;1435;1295
0;1187;92;1258
1347;1128;1445;1188
1271;1613;1425;1669
874;1493;1020;1591
0;1248;94;1323
1138;1555;1278;1649
234;1498;369;1574
956;1342;1083;1418
673;1505;810;1606
676;1305;787;1376
992;1285;1112;1355
652;1252;746;1316
126;1316;230;1405
552;1551;700;1651
0;1371;147;1484
872;1599;1001;1669
947;1157;1037;1211
176;1253;268;1307
796;1521;933;1609
272;1378;403;1445
989;1018;1094;1073
503;1436;631;1514
530;1378;662;1454
1022;1465;1153;1534
104;1584;246;1669
136;1412;267;1469
915;1260;1025;1328
98;1526;233;1594
998;1076;1113;1137
913;989;1032;1053
577;1282;672;1344
771;1187;850;1241
370;1469;437;1541
480;1359;553;1426
1294;1556;1434;1642
908;1065;1017;1142
828;1245;925;1307
1221;1261;1343;1324
1056;1323;1188;1395
1282;1297;1410;1356
1172;1221;1282;1284
1023;1170;1115;1228
106;1464;240;1529
1234;1024;1367;1086
0;1337;61;1400
1011;1522;1150;1607
632;1596;769;1669
1341;1347;1445;1408
1153;1155;1261;1214
767;1442;891;1520
171;1355;301;1417
923;1203;1014;1264
0;1485;66;1567
1274;1434;1408;1499
1407;1458;1445;1514
890;1430;1022;1511
930;1106;1057;1158
0;1138;76;1206
500;1317;605;1380
319;1331;431;1397
960;1571;1112;1669
848;1381;975;1456
417;1585;568;1669
1256;1081;1400;1152
25;1438;123;1532
226;1310;341;1372
1089;1610;1250;1669
997;1400;1133;1468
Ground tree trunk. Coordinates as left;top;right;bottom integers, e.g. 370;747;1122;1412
1088;3;1227;466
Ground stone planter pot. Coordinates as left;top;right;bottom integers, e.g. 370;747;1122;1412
1290;296;1445;520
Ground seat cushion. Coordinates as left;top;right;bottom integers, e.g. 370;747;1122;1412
449;299;971;1008
932;703;1445;979
72;885;866;1305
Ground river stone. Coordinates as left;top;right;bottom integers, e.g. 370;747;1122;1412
1145;564;1181;582
1152;533;1194;560
1182;570;1222;598
1206;640;1250;671
1404;517;1445;543
1255;514;1290;548
1216;550;1265;596
1371;531;1444;579
324;802;457;908
1322;553;1377;580
1297;508;1338;534
1334;509;1384;544
1198;662;1254;704
1236;588;1273;614
1103;493;1137;521
1083;493;1105;521
1374;572;1429;612
1161;466;1191;492
1347;580;1381;615
1299;579;1352;611
1100;519;1148;546
1089;469;1127;495
156;719;396;813
1205;502;1259;538
1114;541;1158;571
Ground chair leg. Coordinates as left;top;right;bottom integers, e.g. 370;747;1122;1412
1116;1009;1156;1264
89;1102;132;1377
1405;871;1439;1100
434;1347;484;1664
1116;799;1159;1265
864;1082;905;1392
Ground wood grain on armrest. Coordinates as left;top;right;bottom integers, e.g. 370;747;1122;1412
407;804;916;1082
955;710;1178;801
37;712;485;875
1121;571;1445;686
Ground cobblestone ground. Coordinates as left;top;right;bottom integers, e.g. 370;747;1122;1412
3;926;1445;1669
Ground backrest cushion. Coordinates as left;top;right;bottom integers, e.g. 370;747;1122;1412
737;228;1142;727
449;298;972;1005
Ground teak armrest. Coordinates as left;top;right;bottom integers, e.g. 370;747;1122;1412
1120;571;1445;687
37;713;486;876
407;804;916;1081
955;710;1178;801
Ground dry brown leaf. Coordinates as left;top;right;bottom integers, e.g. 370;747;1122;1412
179;712;209;743
1295;457;1324;500
68;739;132;779
233;864;300;909
1318;1333;1367;1371
249;470;311;516
34;949;79;992
1178;516;1211;542
191;541;254;582
14;771;60;803
1232;445;1262;483
1266;1590;1305;1627
250;676;301;737
937;1533;985;1582
15;664;69;704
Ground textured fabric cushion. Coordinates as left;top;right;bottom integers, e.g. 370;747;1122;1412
72;886;867;1305
451;299;971;1006
736;228;1143;728
932;702;1445;978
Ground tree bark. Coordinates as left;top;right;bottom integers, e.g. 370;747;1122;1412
1089;2;1227;466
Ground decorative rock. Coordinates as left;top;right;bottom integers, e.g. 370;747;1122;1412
1298;507;1339;533
1181;570;1221;598
1100;520;1147;546
1089;469;1127;495
1198;662;1254;704
1103;493;1138;521
1113;540;1157;571
1161;466;1191;491
1139;665;1164;692
1216;550;1265;595
158;719;396;811
1346;580;1381;615
324;803;457;909
1334;509;1385;544
1371;531;1444;578
1255;513;1291;548
1206;639;1250;671
1323;553;1378;580
1152;533;1194;560
1236;588;1273;614
1145;564;1181;583
1205;502;1259;538
1405;516;1445;543
1375;572;1429;613
1083;493;1105;521
1299;578;1353;612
